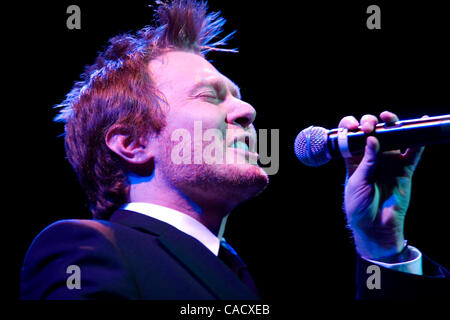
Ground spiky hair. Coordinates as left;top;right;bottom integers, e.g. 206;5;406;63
54;0;236;219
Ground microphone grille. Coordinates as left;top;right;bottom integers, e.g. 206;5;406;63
294;126;330;167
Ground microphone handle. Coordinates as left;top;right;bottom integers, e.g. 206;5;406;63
327;114;450;158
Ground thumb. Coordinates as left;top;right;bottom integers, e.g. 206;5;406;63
352;136;380;183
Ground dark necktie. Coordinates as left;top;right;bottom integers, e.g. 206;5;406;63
218;239;260;297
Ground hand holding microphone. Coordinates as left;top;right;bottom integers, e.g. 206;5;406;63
338;111;428;261
302;111;438;261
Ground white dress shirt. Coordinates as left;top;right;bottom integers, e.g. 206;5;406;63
362;244;423;275
122;202;221;256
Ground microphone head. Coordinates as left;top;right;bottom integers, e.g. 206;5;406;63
294;126;330;167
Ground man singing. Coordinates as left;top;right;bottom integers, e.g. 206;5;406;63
20;0;448;299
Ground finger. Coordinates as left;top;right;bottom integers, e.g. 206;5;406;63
402;146;425;167
360;114;378;134
401;115;427;166
352;136;380;182
380;110;399;124
338;115;359;130
379;111;404;153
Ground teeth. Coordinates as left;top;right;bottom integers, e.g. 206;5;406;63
232;141;249;151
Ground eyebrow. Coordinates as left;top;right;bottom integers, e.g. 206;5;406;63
189;78;241;100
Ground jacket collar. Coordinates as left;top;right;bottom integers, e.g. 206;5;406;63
110;209;258;299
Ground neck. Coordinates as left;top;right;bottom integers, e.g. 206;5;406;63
128;172;233;236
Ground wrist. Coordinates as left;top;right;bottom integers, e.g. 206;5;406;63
368;240;411;263
353;230;405;260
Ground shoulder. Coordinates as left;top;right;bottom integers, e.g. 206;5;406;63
25;220;110;254
31;219;115;239
22;219;112;263
22;219;126;266
52;218;113;237
20;219;140;299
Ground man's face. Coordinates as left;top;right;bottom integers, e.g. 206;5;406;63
149;50;268;209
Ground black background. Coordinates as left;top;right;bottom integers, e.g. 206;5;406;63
7;0;449;309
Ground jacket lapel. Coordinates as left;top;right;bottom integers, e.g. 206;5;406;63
110;209;258;299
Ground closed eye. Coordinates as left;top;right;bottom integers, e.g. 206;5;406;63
197;91;217;99
194;89;222;103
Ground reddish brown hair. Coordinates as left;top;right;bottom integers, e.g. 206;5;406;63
54;0;236;219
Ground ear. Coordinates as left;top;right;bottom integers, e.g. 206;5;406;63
105;124;153;165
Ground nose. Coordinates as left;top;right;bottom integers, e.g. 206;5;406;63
226;98;256;129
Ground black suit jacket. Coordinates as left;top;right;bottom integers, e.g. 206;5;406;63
20;209;449;300
356;252;449;299
20;209;258;299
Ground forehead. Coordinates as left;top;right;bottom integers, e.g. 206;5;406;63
148;51;238;94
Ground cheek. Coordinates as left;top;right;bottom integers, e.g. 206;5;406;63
166;105;228;137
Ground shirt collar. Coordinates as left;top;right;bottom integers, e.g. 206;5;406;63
121;202;221;256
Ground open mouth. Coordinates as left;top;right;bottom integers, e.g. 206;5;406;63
231;136;250;152
226;134;259;165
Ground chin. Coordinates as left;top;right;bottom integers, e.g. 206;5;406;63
214;162;269;199
230;162;269;186
169;161;269;205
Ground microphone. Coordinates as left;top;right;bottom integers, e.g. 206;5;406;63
294;114;450;167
